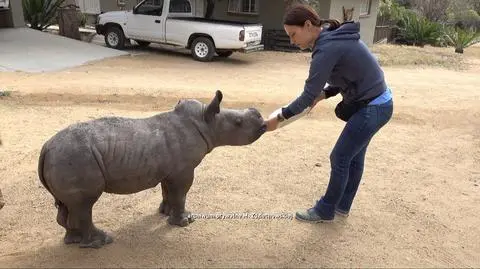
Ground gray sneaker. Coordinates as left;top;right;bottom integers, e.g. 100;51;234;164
295;208;334;223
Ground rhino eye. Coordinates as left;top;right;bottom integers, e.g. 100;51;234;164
235;118;243;126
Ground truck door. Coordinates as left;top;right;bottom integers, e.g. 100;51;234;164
126;0;166;43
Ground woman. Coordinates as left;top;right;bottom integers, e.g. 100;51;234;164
265;4;393;222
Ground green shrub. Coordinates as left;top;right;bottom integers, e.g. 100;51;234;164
22;0;66;31
396;10;443;47
443;25;480;53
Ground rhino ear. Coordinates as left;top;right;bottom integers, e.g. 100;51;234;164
204;90;223;123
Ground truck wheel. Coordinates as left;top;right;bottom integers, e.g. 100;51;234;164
217;51;233;58
105;26;125;50
191;37;215;62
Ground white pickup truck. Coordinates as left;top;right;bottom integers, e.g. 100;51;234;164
95;0;264;62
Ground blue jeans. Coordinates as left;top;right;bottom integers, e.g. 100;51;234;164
313;99;393;219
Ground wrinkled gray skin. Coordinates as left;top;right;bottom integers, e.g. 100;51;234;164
38;90;266;249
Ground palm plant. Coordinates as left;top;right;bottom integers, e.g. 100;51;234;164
443;25;480;53
22;0;66;31
397;10;443;47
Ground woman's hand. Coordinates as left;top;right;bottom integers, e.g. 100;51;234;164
264;116;279;132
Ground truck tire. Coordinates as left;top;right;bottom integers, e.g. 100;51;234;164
217;50;233;58
191;37;215;62
104;26;126;50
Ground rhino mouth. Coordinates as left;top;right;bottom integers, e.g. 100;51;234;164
251;123;267;142
259;123;267;134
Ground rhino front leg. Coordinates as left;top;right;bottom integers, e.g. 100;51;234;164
166;171;195;227
159;180;192;219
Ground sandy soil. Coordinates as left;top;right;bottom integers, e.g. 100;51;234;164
0;45;479;268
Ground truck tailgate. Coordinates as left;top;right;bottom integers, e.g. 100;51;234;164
243;25;263;45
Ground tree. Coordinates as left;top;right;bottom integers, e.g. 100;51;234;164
377;0;409;25
284;0;307;10
411;0;450;22
447;0;480;30
57;0;81;40
468;0;480;14
305;0;321;13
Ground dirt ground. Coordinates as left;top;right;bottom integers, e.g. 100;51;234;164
0;44;479;268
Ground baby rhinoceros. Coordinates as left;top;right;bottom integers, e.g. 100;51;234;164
38;90;266;249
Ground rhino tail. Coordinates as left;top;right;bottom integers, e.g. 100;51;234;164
38;141;62;209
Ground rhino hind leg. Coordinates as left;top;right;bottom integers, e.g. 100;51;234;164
66;200;113;249
56;203;82;244
45;149;111;248
165;171;195;227
64;229;83;244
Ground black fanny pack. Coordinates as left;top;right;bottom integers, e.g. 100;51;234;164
334;93;383;122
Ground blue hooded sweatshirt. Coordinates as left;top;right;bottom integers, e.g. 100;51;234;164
282;21;388;119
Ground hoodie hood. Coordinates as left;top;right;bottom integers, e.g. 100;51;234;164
316;21;361;45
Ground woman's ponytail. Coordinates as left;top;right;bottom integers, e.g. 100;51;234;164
319;19;341;31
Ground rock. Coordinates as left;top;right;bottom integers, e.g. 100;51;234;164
0;91;11;97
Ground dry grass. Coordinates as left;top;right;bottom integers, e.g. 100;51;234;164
370;43;480;70
464;43;480;58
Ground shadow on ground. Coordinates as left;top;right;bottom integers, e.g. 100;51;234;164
120;43;254;66
0;210;348;267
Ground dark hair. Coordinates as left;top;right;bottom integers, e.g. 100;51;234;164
283;4;341;31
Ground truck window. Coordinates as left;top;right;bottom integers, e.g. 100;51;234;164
135;0;164;16
169;0;191;13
